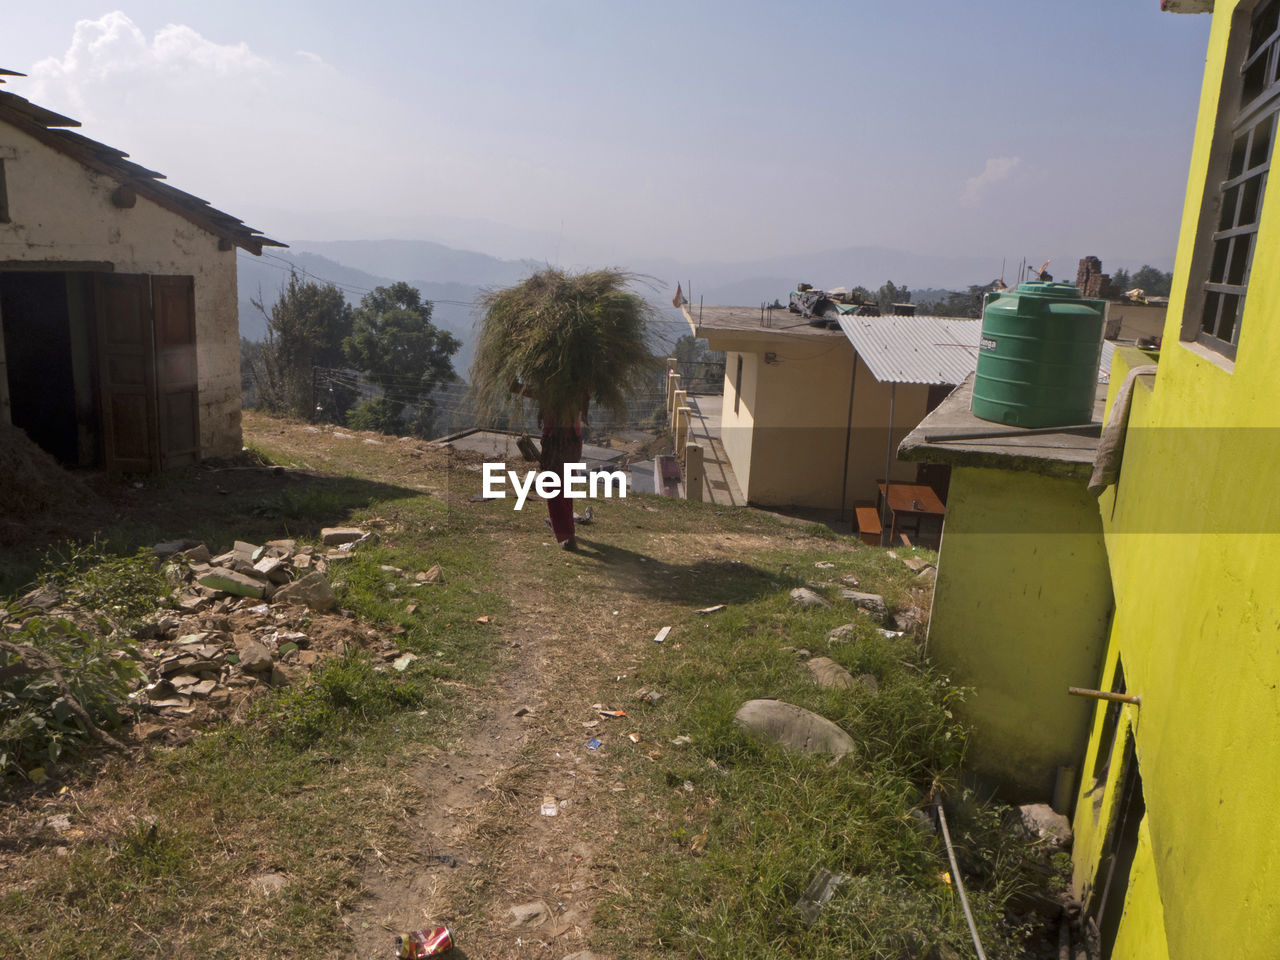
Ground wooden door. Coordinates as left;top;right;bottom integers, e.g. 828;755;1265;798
94;273;158;474
152;276;199;469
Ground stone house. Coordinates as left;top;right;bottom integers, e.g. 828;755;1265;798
0;68;281;473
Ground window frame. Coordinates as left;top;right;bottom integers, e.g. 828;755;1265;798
1183;0;1280;361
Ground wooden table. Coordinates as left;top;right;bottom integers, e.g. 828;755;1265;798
876;482;946;549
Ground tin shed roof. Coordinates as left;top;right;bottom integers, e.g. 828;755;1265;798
836;315;983;385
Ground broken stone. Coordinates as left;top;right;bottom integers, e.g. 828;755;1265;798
855;673;880;694
272;572;337;612
178;544;212;564
321;527;364;546
841;590;888;619
197;569;266;599
233;540;262;558
294;554;314;572
19;583;61;611
806;657;856;689
188;680;218;698
417;563;444;583
253;556;292;584
915;566;937;584
236;639;274;673
893;607;925;633
732;699;856;757
266;539;298;554
901;555;933;573
790;587;830;608
1019;803;1073;848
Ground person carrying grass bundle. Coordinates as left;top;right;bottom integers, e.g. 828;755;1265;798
473;268;656;550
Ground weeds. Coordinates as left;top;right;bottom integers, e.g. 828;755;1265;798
35;539;169;634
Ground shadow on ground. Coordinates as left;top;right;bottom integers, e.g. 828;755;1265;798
571;537;792;606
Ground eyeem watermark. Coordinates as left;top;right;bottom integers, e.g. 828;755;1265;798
482;462;627;510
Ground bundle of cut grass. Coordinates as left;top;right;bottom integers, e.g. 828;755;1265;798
470;267;657;427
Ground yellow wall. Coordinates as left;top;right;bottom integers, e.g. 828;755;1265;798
926;465;1111;799
708;335;925;509
1068;4;1280;955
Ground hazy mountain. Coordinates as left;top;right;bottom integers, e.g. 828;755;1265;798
286;239;540;288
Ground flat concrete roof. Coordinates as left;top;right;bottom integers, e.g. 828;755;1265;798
898;375;1104;480
682;304;845;344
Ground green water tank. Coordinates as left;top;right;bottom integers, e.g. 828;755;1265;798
971;281;1106;428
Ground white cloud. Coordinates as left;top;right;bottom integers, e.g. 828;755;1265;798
962;155;1021;204
295;50;325;64
29;12;271;120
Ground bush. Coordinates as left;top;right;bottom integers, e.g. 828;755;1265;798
36;540;169;635
0;610;141;778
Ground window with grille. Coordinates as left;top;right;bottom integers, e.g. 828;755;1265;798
1199;0;1280;359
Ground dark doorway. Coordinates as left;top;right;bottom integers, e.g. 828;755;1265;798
0;271;92;466
1093;735;1146;957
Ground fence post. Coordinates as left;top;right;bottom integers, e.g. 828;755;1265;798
675;405;691;455
671;387;686;424
684;443;704;501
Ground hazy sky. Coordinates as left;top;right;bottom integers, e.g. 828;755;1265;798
4;3;1211;269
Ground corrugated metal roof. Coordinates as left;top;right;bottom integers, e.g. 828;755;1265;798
836;315;983;385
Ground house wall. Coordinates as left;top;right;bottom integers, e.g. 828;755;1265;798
708;335;924;509
719;350;758;495
1067;2;1280;952
0;122;242;457
925;465;1110;800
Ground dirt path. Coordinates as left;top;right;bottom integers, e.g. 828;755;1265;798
348;524;664;960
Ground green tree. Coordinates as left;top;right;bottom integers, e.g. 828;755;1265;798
471;267;656;428
342;282;460;437
1130;265;1173;297
849;285;875;305
1108;267;1132;296
250;273;354;419
876;281;912;313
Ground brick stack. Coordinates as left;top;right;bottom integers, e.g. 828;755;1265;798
1076;256;1110;298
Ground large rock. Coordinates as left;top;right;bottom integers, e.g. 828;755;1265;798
806;657;856;689
197;569;266;599
321;527;364;546
273;572;337;612
733;699;856;757
1019;803;1073;848
236;639;274;673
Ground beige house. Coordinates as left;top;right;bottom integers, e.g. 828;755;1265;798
0;69;281;473
682;303;980;514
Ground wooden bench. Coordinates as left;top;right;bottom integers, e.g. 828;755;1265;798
854;505;882;546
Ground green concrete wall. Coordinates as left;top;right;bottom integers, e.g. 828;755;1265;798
926;465;1111;800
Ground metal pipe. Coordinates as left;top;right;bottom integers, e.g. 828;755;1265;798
1068;686;1141;705
934;792;988;960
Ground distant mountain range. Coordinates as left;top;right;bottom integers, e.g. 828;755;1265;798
237;239;1173;378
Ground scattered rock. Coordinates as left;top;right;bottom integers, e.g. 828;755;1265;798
790;587;830;608
417;563;444;583
1019;803;1073;848
855;673;880;694
152;538;203;558
826;623;857;644
841;590;888;619
733;699;856;757
273;572;337;612
806;657;855;689
915;566;937;584
236;639;274;673
901;555;934;573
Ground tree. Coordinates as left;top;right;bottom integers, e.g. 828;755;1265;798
250;273;354;419
1108;268;1132;296
470;268;657;428
342;282;460;437
876;281;911;314
1130;265;1173;298
917;280;1001;318
849;285;875;305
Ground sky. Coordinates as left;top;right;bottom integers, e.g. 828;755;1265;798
3;2;1212;271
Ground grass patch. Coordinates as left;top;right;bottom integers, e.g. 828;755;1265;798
593;569;1048;959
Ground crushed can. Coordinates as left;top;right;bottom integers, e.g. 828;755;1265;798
394;926;454;958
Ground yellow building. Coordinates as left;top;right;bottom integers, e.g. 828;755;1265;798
908;2;1280;956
